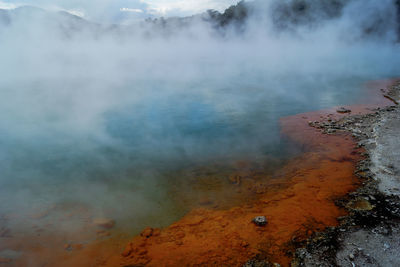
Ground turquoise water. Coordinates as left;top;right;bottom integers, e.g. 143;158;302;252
0;73;385;235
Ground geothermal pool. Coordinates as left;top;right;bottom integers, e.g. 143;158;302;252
1;1;400;266
1;30;400;264
1;0;400;265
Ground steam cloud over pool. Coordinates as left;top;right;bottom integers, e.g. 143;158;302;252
0;0;400;240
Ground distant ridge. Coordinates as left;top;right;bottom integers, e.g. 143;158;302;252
1;0;399;41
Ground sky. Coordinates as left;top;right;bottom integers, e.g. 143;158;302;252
0;0;240;22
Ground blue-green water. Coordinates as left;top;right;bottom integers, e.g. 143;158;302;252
0;73;392;235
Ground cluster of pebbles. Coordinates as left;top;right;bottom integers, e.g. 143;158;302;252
308;106;396;138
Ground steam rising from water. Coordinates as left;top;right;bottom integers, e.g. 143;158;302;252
0;0;399;234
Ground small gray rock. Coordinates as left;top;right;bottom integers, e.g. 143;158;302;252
252;216;268;226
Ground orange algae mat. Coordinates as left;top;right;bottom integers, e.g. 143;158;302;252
5;79;397;267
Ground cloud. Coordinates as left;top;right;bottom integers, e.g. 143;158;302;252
0;1;17;9
143;0;238;16
120;7;143;13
